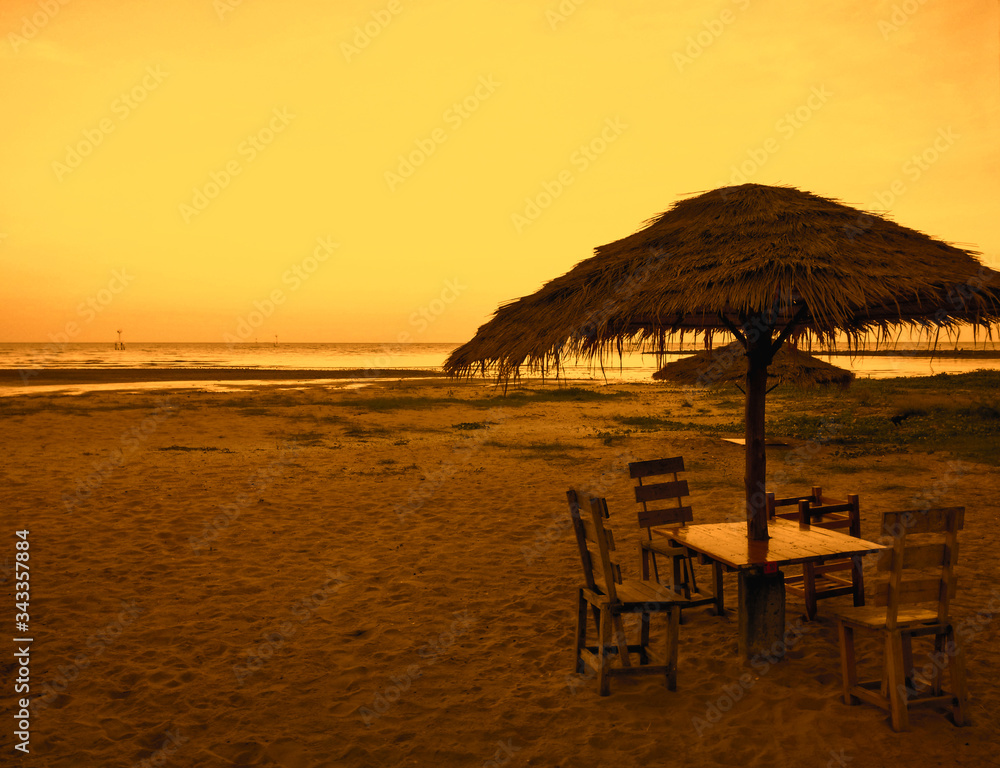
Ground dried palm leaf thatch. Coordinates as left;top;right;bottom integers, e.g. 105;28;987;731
445;183;1000;541
652;342;854;389
445;184;1000;381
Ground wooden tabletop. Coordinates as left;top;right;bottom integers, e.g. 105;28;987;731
653;518;885;572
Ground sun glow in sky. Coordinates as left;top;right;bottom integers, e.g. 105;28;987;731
1;0;998;344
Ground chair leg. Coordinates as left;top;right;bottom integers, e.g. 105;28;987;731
851;554;865;607
900;632;915;693
803;562;818;621
639;612;651;664
712;562;725;615
574;589;587;673
665;606;679;692
930;633;945;696
612;614;632;667
685;554;699;597
946;626;970;727
886;630;910;732
671;554;686;598
597;609;611;696
838;620;859;705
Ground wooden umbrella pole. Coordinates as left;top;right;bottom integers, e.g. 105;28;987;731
745;333;772;540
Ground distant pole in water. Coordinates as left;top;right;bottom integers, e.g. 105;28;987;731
115;329;125;350
274;335;278;347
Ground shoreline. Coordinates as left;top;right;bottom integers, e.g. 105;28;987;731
812;348;1000;358
0;367;448;386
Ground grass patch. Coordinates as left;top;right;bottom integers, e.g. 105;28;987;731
502;386;632;403
279;430;328;446
355;461;419;476
158;445;233;453
759;373;1000;465
483;439;583;461
343;425;392;439
612;415;692;431
821;462;869;475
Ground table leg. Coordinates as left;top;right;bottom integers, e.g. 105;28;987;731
737;569;785;661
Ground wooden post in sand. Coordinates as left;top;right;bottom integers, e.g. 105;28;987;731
737;569;785;660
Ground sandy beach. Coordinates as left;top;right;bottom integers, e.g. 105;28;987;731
3;372;999;767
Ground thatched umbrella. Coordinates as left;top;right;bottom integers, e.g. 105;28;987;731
445;184;1000;540
652;341;854;390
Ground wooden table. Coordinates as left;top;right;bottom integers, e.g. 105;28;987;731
654;518;885;659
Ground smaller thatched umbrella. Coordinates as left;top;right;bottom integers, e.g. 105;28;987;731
652;342;854;390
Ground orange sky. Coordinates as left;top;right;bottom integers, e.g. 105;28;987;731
1;0;998;343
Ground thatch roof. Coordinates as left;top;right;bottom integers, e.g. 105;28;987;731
445;184;1000;379
652;342;854;389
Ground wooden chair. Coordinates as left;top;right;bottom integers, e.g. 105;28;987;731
833;507;969;731
567;489;685;696
766;487;863;620
629;457;723;615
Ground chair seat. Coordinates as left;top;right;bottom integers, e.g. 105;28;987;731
582;578;688;612
617;578;689;608
834;604;946;630
641;538;687;558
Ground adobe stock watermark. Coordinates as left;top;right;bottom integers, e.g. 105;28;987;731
189;441;300;553
521;451;636;566
52;65;169;182
341;0;403;62
31;600;145;714
358;611;475;726
62;397;178;512
7;0;72;53
480;738;521;768
179;106;295;223
408;278;466;334
362;277;467;368
691;618;808;735
393;409;506;521
232;569;346;686
842;127;958;240
384;75;500;192
18;267;136;384
673;0;751;72
511;116;627;233
50;268;135;341
222;236;339;347
131;730;189;768
869;127;958;211
877;0;929;40
546;0;586;31
214;0;247;22
720;85;832;188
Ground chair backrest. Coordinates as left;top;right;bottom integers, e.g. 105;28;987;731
628;457;695;537
767;486;821;518
767;487;860;537
567;489;623;604
874;507;964;629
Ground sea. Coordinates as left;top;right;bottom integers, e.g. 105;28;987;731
2;341;1000;395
